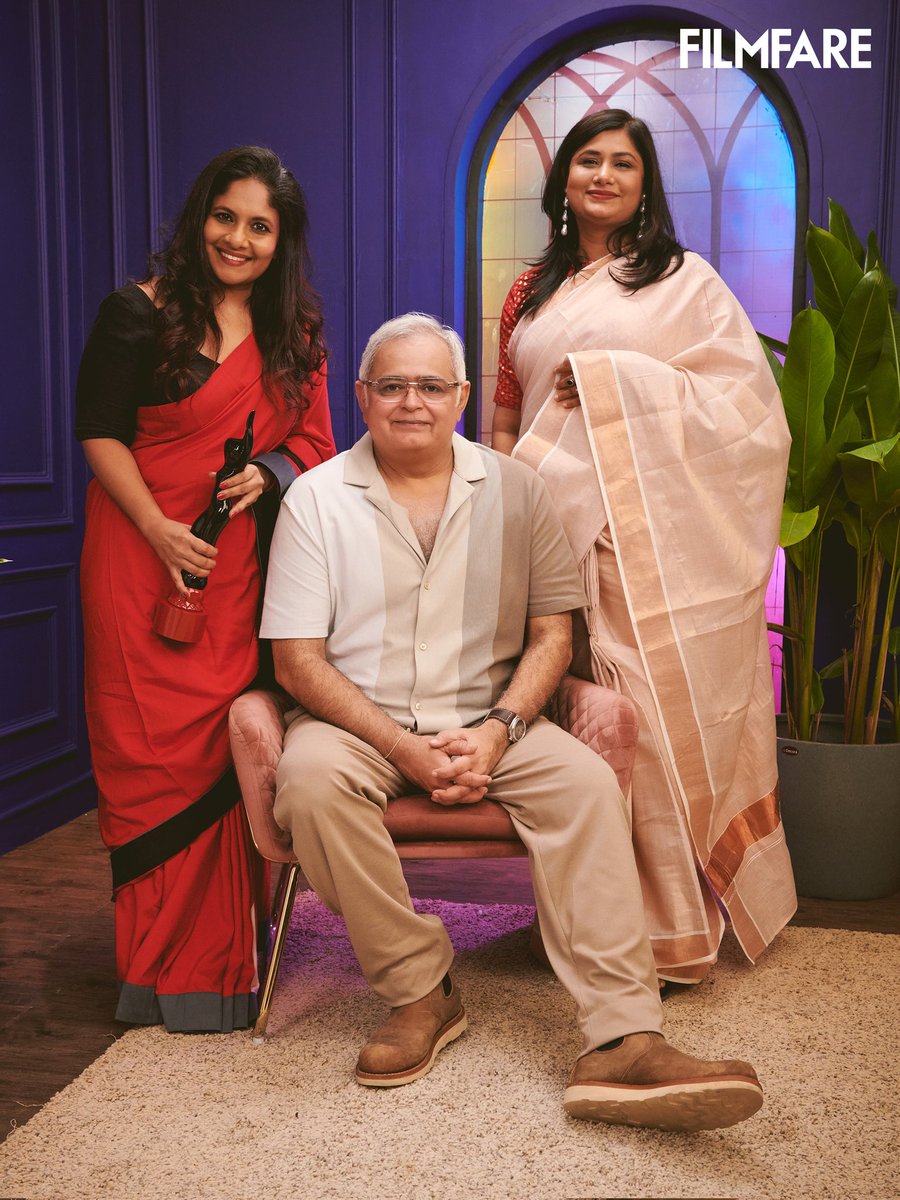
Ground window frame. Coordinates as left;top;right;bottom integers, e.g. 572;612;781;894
463;19;810;440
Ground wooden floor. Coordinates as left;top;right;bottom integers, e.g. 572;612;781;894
2;811;899;1144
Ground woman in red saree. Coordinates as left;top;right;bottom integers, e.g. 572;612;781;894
492;112;796;985
77;147;335;1031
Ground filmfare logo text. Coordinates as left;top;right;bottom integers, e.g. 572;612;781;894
679;28;872;70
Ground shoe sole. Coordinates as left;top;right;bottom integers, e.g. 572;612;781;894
355;1009;468;1088
564;1077;763;1132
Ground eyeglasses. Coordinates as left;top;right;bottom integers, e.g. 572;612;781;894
362;376;463;402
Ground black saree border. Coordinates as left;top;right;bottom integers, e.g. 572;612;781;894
109;766;241;894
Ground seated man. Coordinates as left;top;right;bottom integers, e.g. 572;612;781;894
260;312;763;1133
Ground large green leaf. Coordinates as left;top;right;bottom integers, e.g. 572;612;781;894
873;440;900;510
786;541;806;571
823;270;890;437
811;670;825;717
828;200;864;265
767;622;802;642
865;231;898;307
839;436;900;515
781;307;832;502
878;515;900;566
780;503;820;547
884;309;900;379
807;406;857;500
758;335;784;387
865;353;900;441
807;224;864;328
841;434;900;464
835;508;871;556
819;652;849;681
834;270;890;366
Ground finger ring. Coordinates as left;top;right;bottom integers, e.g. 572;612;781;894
566;376;575;387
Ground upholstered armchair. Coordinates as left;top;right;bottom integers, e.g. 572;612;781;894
228;674;638;1040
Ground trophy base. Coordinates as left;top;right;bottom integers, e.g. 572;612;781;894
152;591;207;643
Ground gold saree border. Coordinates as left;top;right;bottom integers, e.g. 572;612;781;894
569;350;795;962
705;790;782;896
571;352;717;840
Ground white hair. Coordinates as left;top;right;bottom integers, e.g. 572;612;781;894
358;312;466;382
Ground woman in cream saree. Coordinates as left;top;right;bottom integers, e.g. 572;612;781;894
494;112;796;981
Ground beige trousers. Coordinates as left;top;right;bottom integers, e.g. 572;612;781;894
274;713;663;1053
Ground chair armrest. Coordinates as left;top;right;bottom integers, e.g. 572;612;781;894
229;689;295;862
546;674;638;795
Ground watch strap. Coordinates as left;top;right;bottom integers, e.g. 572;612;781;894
482;707;527;742
483;707;517;727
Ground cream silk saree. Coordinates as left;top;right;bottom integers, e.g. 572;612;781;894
511;252;796;978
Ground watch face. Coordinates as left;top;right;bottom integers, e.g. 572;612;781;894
483;708;527;742
508;716;527;742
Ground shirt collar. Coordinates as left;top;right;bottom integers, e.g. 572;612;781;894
343;430;487;489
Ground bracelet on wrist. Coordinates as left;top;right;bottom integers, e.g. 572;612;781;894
385;728;409;759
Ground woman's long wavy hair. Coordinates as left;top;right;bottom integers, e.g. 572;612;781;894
146;146;325;407
519;110;684;319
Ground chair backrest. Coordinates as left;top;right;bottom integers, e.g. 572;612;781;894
229;677;638;865
547;674;638;794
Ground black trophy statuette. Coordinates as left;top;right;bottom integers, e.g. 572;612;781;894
152;411;256;643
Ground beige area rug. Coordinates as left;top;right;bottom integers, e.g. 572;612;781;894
1;895;897;1200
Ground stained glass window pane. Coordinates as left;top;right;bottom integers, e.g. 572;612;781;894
479;37;797;440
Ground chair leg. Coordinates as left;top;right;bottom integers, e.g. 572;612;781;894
261;860;294;975
253;861;301;1044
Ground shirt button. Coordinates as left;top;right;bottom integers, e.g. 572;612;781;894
419;642;427;650
423;582;431;590
414;702;421;711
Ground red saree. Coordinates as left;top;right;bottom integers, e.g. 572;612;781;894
80;334;334;1031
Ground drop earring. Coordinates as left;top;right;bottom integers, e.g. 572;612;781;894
561;196;569;237
637;195;647;240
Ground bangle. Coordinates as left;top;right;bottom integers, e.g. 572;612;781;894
384;728;409;760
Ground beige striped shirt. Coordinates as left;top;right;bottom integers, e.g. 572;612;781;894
261;432;586;734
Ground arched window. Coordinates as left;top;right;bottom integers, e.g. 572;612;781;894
468;32;806;701
473;34;805;440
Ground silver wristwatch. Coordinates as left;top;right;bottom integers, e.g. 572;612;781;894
482;707;527;743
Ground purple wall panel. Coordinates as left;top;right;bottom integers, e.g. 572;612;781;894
152;0;357;435
0;0;103;850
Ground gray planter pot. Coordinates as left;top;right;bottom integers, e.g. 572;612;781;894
776;716;900;900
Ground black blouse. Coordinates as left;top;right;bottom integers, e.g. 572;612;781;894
75;284;218;445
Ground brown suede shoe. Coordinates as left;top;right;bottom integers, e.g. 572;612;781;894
355;975;467;1088
564;1032;763;1132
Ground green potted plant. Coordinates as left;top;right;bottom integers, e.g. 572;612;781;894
763;201;900;900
